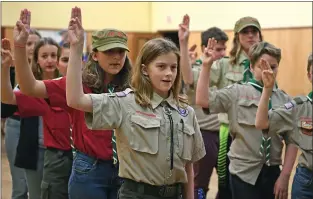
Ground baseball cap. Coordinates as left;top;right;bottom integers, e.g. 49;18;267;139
234;17;261;33
92;29;129;52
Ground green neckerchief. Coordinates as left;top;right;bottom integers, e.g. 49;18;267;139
195;59;202;65
307;91;312;102
247;78;272;110
108;85;118;166
242;59;253;83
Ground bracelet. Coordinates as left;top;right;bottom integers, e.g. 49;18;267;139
14;43;26;48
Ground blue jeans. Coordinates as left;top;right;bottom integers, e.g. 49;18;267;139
292;166;313;199
68;151;122;199
4;118;28;199
24;147;45;199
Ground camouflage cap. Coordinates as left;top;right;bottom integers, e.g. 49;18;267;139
234;17;261;33
92;29;129;52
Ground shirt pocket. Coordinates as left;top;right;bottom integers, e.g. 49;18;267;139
237;99;258;126
50;107;70;129
129;114;161;154
225;71;243;85
297;120;313;150
177;121;195;161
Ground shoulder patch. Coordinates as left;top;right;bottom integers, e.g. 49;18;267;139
284;101;294;110
178;106;189;117
115;88;133;97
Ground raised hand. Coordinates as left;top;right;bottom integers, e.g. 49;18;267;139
188;44;198;64
202;38;218;67
178;14;190;43
13;9;31;45
1;38;13;68
260;59;275;88
68;7;84;46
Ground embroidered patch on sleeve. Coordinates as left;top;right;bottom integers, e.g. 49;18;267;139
284;102;294;110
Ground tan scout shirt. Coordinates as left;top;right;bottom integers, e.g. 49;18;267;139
207;83;292;185
269;95;312;171
84;89;206;185
211;53;249;124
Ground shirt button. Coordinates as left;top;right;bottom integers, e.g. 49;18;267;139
167;137;170;141
166;157;170;161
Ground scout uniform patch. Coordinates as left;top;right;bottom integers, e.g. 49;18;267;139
284;102;294;110
178;107;188;117
301;121;312;130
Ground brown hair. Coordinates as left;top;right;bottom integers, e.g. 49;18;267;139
31;37;60;80
131;38;187;108
229;31;263;66
82;51;131;94
248;41;281;68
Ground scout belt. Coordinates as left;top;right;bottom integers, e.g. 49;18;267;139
123;178;183;198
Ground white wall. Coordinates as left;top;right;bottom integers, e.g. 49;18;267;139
151;2;313;31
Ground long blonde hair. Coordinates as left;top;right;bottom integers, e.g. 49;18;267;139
131;38;187;108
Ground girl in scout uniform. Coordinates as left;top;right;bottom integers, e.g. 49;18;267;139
65;11;206;198
1;29;41;199
2;37;72;199
12;8;130;199
196;40;298;199
179;15;263;199
255;53;313;199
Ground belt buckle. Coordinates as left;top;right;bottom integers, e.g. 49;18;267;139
159;185;175;197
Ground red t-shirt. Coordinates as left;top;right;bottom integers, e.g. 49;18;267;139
15;91;71;151
43;77;113;160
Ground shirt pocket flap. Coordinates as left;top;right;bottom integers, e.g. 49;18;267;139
131;114;161;129
237;99;258;126
225;71;243;82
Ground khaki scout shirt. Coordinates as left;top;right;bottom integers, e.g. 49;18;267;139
85;89;206;185
269;95;312;171
188;53;249;129
208;83;292;185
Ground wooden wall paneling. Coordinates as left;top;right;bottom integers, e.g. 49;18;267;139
4;27;14;51
187;27;312;96
126;33;161;64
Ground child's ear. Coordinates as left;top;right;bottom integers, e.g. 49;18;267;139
141;64;148;76
91;52;98;61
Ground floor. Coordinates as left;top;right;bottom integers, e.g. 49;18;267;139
1;137;297;199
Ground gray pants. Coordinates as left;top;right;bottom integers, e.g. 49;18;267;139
4;118;28;199
41;148;73;199
24;147;45;199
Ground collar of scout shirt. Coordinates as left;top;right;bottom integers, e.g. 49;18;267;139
238;52;249;65
151;92;178;111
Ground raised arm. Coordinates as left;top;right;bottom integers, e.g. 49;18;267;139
66;7;92;113
178;14;194;85
255;59;275;129
1;38;16;105
13;9;48;98
195;38;218;108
